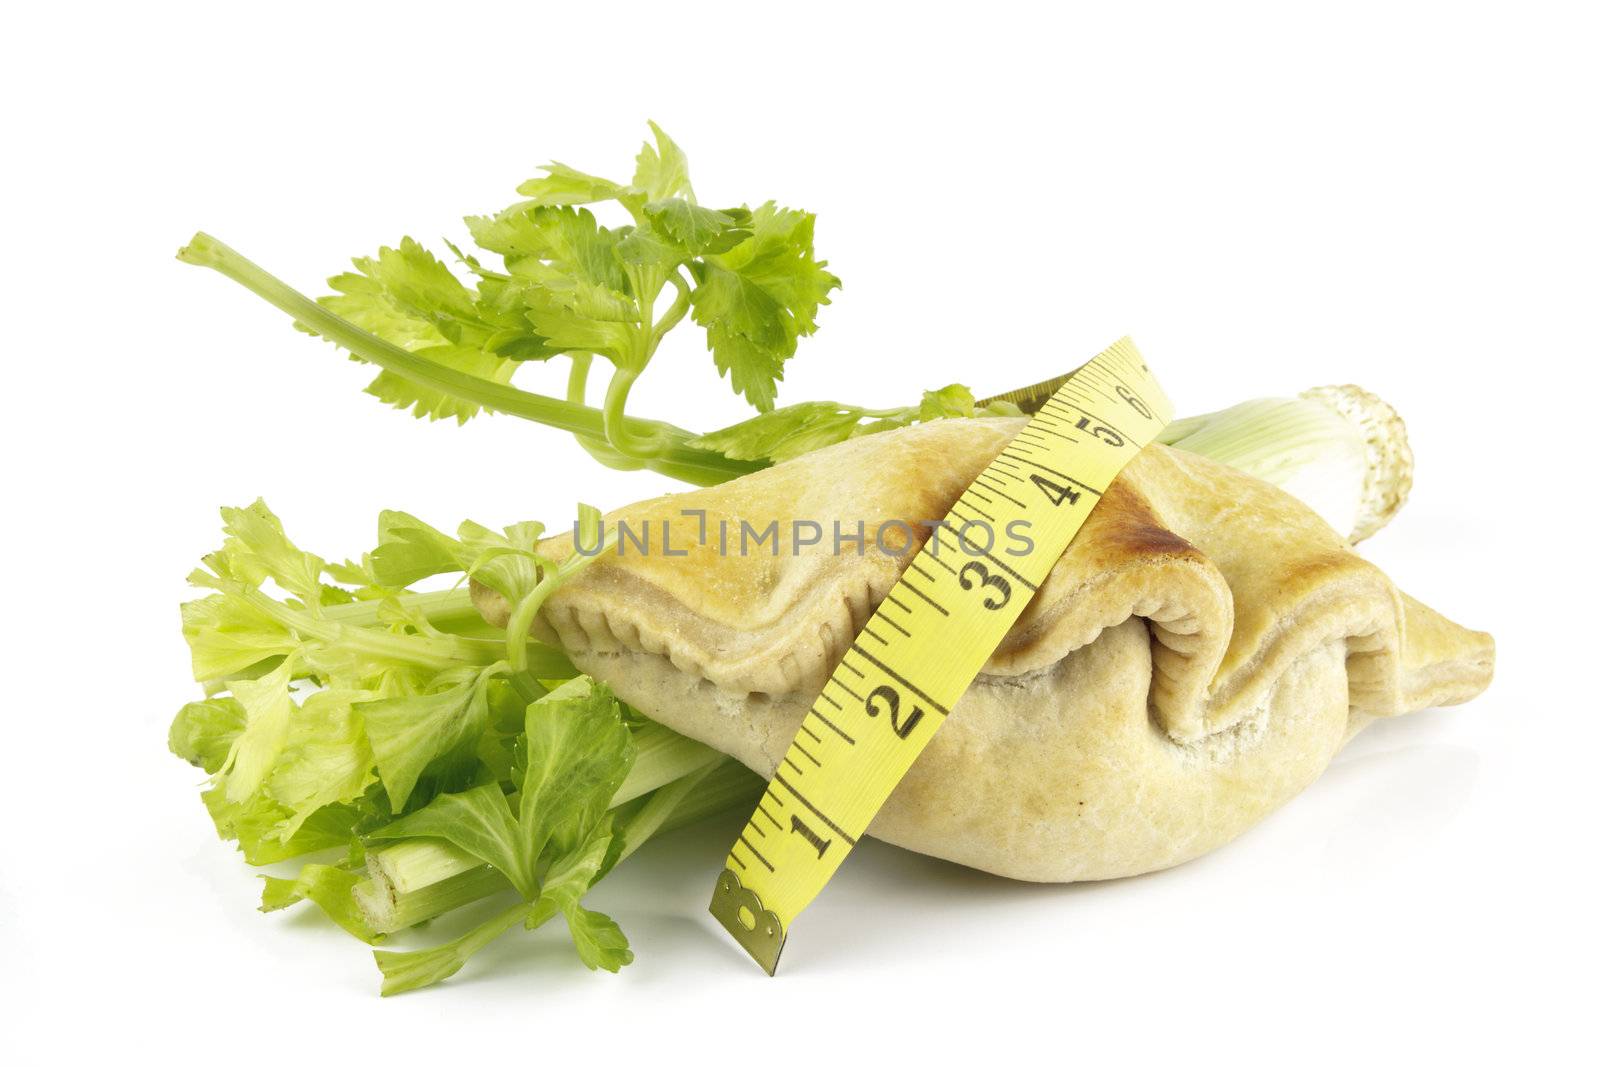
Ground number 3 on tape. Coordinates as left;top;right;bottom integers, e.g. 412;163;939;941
709;337;1173;973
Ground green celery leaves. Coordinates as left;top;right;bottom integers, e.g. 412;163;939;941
373;902;531;996
366;679;638;989
265;688;376;838
630;121;692;202
361;672;494;812
688;203;840;412
169;698;246;774
171;501;748;994
371;783;538;898
298;124;838;443
260;862;383;944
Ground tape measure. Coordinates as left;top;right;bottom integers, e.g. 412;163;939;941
709;337;1173;973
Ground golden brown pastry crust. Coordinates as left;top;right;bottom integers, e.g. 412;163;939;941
475;419;1494;881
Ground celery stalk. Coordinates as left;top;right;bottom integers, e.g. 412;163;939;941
1159;385;1413;543
357;759;763;935
359;727;733;925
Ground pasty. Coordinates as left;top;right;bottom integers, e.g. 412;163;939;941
474;419;1494;881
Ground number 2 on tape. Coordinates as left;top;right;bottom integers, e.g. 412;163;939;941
709;337;1173;973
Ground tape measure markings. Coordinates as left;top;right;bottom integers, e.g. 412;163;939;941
710;338;1172;974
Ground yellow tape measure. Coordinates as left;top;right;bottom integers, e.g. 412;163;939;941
709;337;1173;973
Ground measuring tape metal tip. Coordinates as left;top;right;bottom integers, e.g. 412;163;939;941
709;337;1171;973
710;869;785;975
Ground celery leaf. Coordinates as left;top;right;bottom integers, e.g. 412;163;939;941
632;120;692;202
260;862;383;944
374;902;531;997
265;689;377;839
689;204;840;411
369;782;536;897
169;697;247;774
361;672;492;812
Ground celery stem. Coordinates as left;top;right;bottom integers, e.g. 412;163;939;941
602;368;669;458
357;759;763;934
177;233;761;486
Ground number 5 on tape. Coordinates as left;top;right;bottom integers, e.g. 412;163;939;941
709;337;1173;973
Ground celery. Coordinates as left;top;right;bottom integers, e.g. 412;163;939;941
1158;385;1413;543
357;759;763;936
363;722;723;901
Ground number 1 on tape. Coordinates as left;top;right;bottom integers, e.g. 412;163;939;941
709;338;1173;973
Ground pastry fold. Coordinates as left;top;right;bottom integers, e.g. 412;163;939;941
475;419;1493;881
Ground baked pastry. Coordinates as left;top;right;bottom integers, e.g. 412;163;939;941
474;418;1494;881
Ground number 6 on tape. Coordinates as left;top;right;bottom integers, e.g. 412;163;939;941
709;337;1173;973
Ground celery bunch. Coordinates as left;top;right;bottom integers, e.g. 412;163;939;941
171;500;761;994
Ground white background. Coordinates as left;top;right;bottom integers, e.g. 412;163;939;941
4;1;1596;1061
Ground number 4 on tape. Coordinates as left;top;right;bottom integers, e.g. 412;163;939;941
709;337;1173;974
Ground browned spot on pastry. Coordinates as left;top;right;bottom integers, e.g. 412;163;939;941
1278;549;1367;587
1087;481;1198;559
1106;519;1195;558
